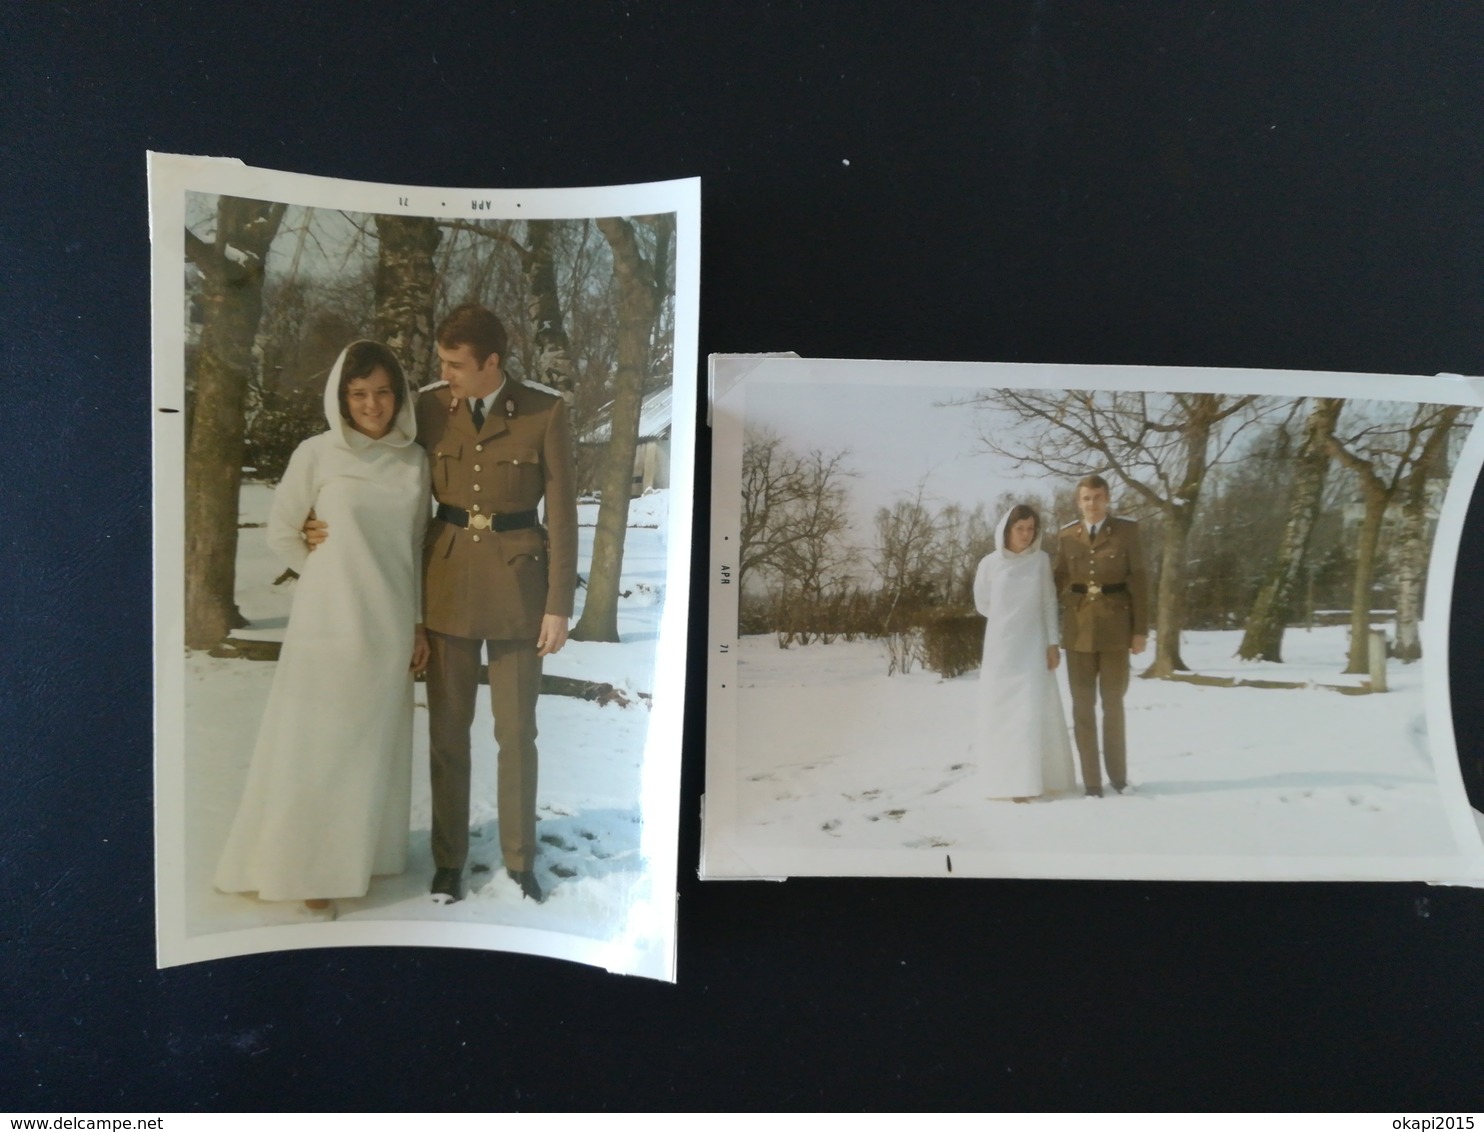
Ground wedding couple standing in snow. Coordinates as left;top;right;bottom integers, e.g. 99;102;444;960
214;305;577;917
973;475;1148;802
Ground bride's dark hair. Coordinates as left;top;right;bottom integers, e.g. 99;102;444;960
1003;503;1040;545
337;340;408;420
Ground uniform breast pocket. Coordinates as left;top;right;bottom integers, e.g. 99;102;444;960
495;448;541;500
434;442;462;493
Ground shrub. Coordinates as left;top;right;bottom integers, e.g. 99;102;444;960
920;610;986;679
244;386;324;482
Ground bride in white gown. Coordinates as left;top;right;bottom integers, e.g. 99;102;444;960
972;504;1075;802
214;341;430;913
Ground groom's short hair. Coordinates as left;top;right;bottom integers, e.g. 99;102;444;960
436;303;508;366
1076;474;1111;496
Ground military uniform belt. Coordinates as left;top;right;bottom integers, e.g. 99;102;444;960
1071;582;1128;596
436;504;540;533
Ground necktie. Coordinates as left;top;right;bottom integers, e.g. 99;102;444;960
470;398;485;431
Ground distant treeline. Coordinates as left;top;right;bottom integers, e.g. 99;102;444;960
740;391;1473;676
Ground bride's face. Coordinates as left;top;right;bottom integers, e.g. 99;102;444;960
1007;517;1037;553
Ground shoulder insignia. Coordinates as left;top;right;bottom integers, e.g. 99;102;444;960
1060;519;1080;529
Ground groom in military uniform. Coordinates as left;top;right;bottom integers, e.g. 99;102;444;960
417;303;578;904
1053;475;1149;797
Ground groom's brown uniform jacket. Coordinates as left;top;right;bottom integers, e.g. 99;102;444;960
1052;516;1149;651
417;380;578;642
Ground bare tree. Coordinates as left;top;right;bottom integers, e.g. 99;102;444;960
183;195;288;649
1323;402;1462;673
1237;397;1343;661
372;215;441;388
929;503;997;607
571;215;674;643
872;481;941;632
738;430;856;597
522;219;580;397
973;389;1264;677
1391;405;1467;661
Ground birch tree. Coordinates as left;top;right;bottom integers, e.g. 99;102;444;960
1391;405;1465;661
1323;402;1462;673
1237;397;1343;661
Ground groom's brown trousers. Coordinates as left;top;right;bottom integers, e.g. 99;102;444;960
426;632;541;873
1065;648;1129;794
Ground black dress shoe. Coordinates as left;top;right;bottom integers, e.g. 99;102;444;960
508;868;544;903
430;867;463;903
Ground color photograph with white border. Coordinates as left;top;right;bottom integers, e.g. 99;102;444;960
151;154;698;979
704;355;1484;884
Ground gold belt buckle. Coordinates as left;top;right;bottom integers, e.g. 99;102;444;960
1086;581;1102;597
469;512;492;531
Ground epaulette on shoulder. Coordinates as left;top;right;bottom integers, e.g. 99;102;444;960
515;379;562;402
1115;515;1138;524
1060;519;1080;529
418;379;449;395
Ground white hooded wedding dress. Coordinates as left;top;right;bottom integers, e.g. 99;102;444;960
214;344;430;902
971;510;1076;798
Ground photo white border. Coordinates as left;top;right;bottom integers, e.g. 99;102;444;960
150;154;699;979
703;355;1484;884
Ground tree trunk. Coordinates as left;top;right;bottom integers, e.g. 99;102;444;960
1391;406;1460;661
571;216;669;642
1144;398;1225;677
373;215;442;388
522;220;579;396
1144;502;1192;677
1391;477;1427;662
1237;397;1343;662
1344;486;1387;674
183;197;287;650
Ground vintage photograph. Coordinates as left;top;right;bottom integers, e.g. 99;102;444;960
704;357;1484;882
152;156;698;978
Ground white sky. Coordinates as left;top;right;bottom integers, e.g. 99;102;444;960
185;196;374;282
742;379;1064;535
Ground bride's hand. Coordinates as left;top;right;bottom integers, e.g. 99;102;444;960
411;625;430;674
1046;646;1060;671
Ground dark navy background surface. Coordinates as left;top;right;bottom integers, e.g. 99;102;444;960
5;2;1484;1110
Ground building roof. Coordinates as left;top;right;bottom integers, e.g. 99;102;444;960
580;386;673;444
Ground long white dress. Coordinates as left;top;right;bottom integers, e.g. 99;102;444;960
214;345;430;901
972;511;1076;798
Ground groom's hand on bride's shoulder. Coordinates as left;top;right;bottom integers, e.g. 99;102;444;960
303;514;328;549
1046;646;1061;671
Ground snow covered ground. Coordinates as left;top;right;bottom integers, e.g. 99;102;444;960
723;625;1468;878
182;484;668;943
